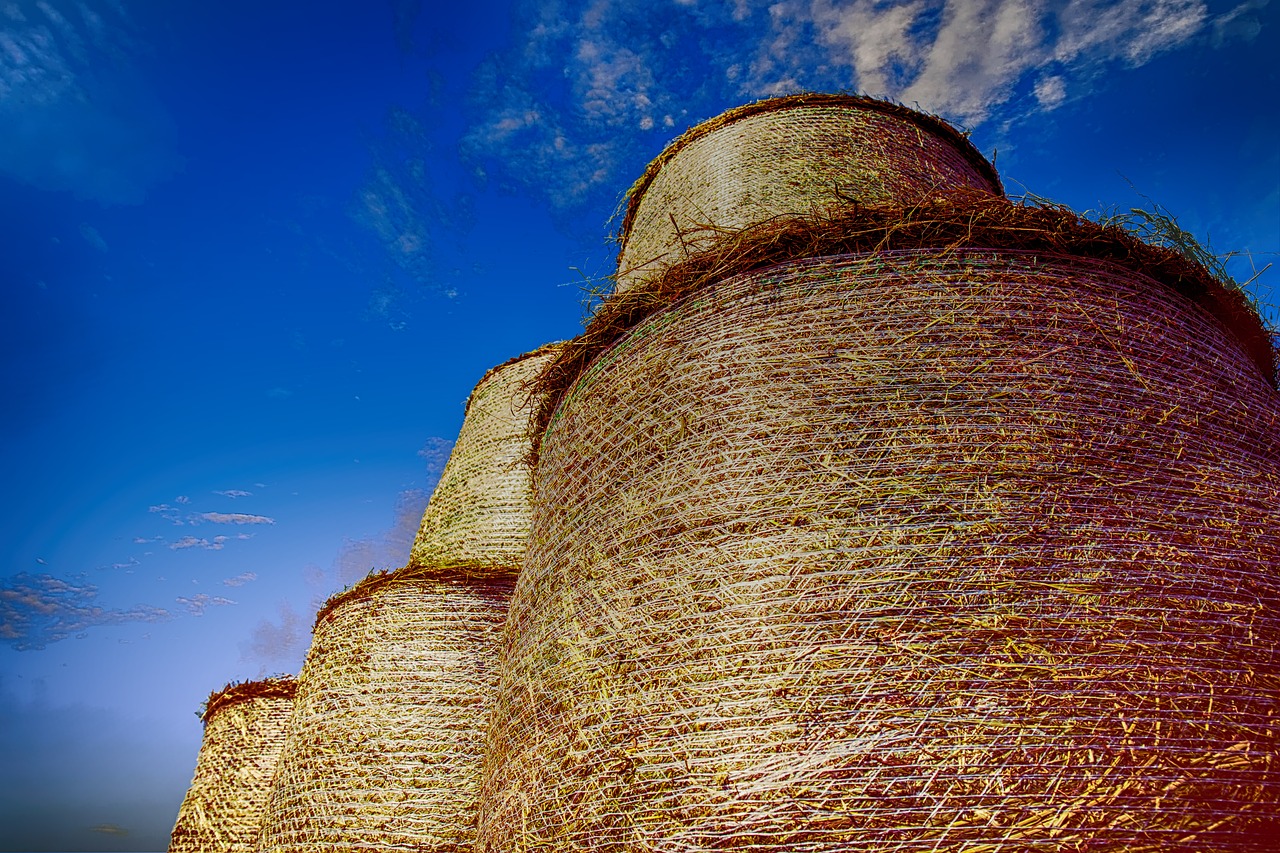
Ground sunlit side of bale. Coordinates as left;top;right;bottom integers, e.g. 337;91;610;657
409;343;561;579
478;250;1280;851
615;93;1003;294
254;571;511;853
169;677;296;853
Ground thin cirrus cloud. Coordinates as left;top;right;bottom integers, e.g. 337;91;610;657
195;511;276;525
0;0;182;204
174;593;236;617
222;572;258;587
462;0;1233;208
213;489;253;498
0;572;170;651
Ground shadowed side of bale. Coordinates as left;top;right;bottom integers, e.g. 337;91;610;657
478;251;1280;852
409;344;561;579
169;678;296;853
254;571;512;853
615;94;1002;294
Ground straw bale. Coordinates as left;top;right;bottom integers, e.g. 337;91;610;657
255;567;512;853
615;94;1003;294
169;676;297;853
409;343;561;579
479;251;1280;851
532;194;1275;465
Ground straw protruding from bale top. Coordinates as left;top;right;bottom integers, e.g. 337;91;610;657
614;93;1004;294
168;676;297;853
253;567;512;853
479;244;1280;849
408;342;562;579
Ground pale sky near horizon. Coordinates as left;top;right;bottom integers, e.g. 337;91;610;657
1;0;1276;850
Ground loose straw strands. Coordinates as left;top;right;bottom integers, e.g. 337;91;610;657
478;252;1280;851
616;94;1002;294
410;343;562;579
255;568;512;853
169;677;297;853
531;194;1275;468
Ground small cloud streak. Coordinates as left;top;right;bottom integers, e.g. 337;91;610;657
222;572;258;587
196;512;275;525
90;823;129;836
0;572;169;651
175;593;236;617
213;489;252;498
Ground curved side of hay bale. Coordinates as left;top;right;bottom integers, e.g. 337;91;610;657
615;94;1002;294
479;251;1280;851
169;677;296;853
255;570;512;853
408;343;561;578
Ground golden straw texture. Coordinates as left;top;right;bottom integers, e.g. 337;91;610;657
255;569;512;853
479;251;1280;851
169;677;297;853
615;94;1002;294
409;343;561;578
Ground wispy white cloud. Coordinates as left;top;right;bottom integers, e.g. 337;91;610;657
222;571;257;587
0;572;169;650
239;600;305;670
195;512;275;525
462;0;1219;205
89;823;129;837
213;489;252;498
0;0;181;203
174;593;235;617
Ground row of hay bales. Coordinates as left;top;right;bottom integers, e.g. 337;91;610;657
170;93;1280;852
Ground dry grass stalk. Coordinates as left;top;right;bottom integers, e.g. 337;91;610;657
615;93;1003;294
169;676;297;853
531;193;1275;468
479;251;1280;851
410;342;562;579
255;566;513;853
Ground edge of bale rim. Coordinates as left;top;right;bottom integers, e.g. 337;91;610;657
531;191;1276;466
462;340;566;416
615;92;1005;247
312;564;515;631
200;676;297;725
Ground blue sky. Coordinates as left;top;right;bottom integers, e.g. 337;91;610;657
0;0;1276;850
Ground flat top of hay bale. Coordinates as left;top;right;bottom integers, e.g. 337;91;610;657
313;564;513;630
617;93;1004;243
200;675;297;724
531;191;1275;465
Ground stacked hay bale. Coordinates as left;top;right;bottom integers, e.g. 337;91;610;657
614;92;1003;294
476;100;1280;850
254;344;556;853
169;677;296;853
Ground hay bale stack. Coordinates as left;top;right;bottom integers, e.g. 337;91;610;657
615;93;1002;294
479;210;1280;849
409;343;561;578
254;569;512;853
169;677;296;853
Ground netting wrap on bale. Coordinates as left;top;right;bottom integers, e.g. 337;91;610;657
169;677;297;853
478;250;1280;851
409;343;561;578
254;568;512;853
615;93;1003;294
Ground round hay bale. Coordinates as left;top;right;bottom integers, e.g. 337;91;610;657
254;569;512;853
479;250;1280;851
168;677;296;853
409;343;562;579
615;93;1003;294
